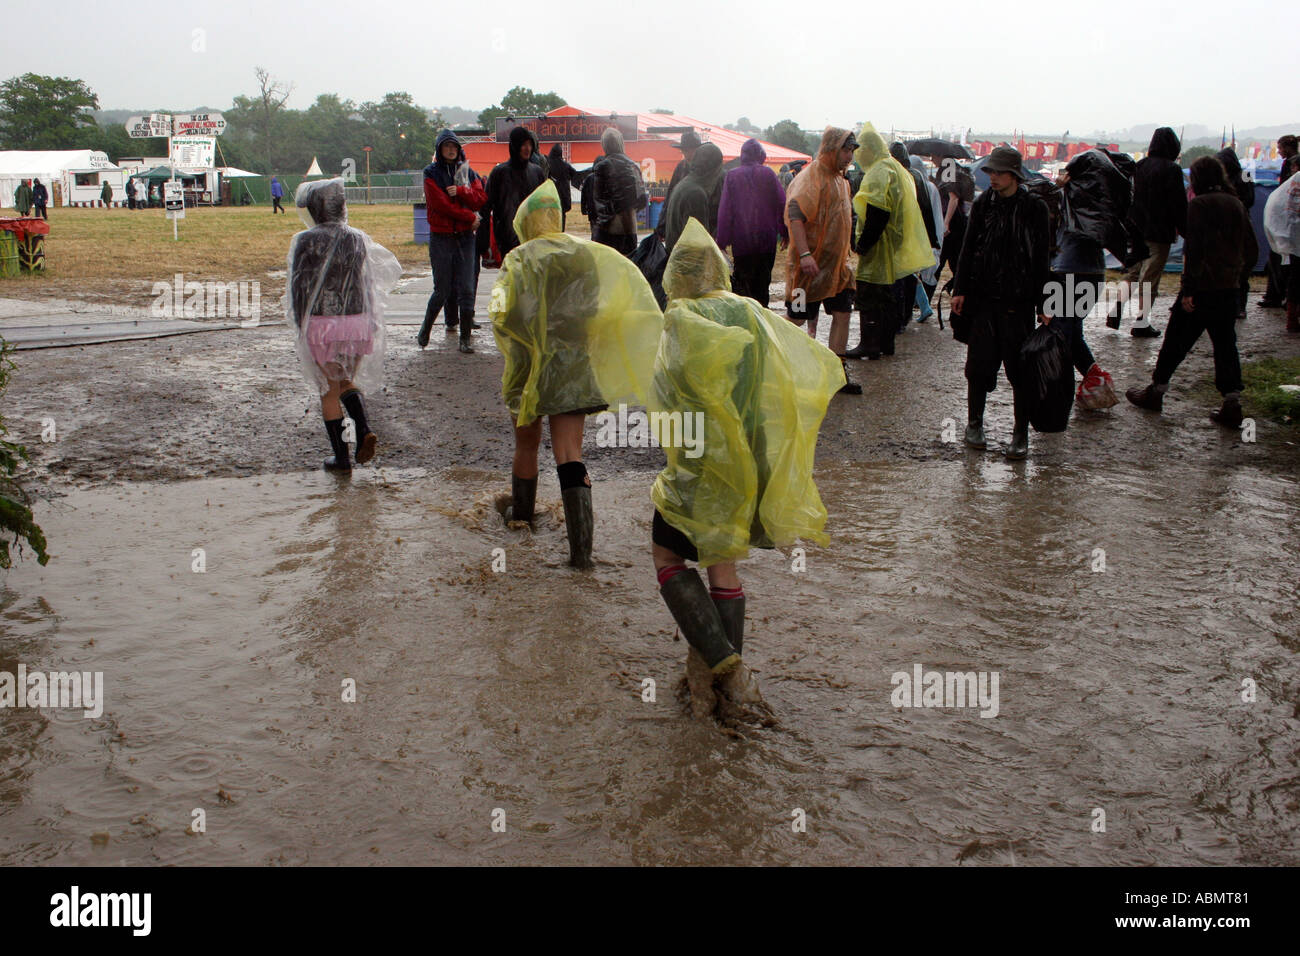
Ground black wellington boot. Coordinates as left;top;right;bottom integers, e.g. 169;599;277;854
561;485;594;569
660;570;739;673
340;390;376;464
712;594;745;655
504;475;536;525
323;417;351;472
965;382;987;449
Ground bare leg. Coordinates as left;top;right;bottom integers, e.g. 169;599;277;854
548;412;586;469
320;373;344;420
827;310;850;355
512;418;543;479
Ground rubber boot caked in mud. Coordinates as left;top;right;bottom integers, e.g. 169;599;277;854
561;485;594;569
504;475;537;526
323;417;351;473
659;570;738;674
685;648;717;720
716;659;774;726
341;390;376;465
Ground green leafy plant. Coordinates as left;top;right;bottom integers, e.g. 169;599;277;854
0;339;49;568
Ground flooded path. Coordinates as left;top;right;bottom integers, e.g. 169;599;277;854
2;446;1296;865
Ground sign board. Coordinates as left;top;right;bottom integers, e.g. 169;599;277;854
163;180;185;219
125;113;173;139
495;113;639;144
83;151;116;169
170;136;215;171
172;112;226;136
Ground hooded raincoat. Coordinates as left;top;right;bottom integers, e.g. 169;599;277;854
286;178;402;396
650;219;844;567
852;124;935;286
784;127;855;303
663;142;724;252
423;128;486;233
715;138;787;257
1263;174;1300;261
1133;127;1187;243
487;125;546;256
13;181;32;216
489;181;663;427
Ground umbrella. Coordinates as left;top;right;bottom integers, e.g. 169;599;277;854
906;139;974;160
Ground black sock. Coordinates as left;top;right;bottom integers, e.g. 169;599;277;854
557;460;588;490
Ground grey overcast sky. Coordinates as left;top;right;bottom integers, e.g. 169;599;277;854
15;0;1298;135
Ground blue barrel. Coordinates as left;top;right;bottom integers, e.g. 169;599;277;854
413;203;430;245
647;198;665;231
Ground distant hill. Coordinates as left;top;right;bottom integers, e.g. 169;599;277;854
434;106;481;127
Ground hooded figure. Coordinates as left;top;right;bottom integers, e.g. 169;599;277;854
663;142;724;253
589;126;647;254
784;128;855;306
487;125;545;257
420;128;487;348
909;154;945;281
13;179;32;216
650;218;844;721
100;180;113;206
852;126;934;287
286;178;402;471
1215;148;1254;209
716;140;786;254
489;181;663;566
546;142;581;228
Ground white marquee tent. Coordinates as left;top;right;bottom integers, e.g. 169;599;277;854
0;150;127;209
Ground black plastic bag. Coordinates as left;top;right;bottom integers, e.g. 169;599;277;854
630;231;668;308
1018;323;1073;432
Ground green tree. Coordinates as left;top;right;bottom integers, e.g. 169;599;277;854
763;119;809;153
649;108;675;115
478;86;567;129
359;92;436;171
0;73;99;149
0;342;49;569
1181;145;1215;165
725;117;761;136
303;94;366;180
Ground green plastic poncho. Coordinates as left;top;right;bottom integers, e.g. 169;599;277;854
489;181;664;427
650;219;845;567
852;123;935;285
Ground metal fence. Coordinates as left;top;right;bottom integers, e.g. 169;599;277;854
343;185;424;204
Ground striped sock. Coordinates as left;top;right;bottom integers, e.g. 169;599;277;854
656;564;687;587
709;586;744;601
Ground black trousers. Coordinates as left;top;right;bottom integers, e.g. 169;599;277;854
1153;289;1242;395
34;203;47;219
592;229;636;257
731;249;776;307
856;281;904;356
964;301;1036;421
1263;252;1289;303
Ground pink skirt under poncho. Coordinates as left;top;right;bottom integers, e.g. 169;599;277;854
304;313;375;371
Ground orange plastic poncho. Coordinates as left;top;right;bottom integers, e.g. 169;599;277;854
783;126;855;304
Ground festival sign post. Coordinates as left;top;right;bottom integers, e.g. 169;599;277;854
124;112;226;240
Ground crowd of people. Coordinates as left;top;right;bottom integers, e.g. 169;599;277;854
284;124;1297;722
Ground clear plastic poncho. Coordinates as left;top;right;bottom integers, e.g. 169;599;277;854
489;180;664;426
852;123;936;286
285;178;401;396
651;219;845;567
1263;175;1300;261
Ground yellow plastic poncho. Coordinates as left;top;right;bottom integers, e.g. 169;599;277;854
651;219;845;566
852;123;935;286
489;180;664;427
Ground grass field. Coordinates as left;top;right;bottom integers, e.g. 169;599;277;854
0;202;595;309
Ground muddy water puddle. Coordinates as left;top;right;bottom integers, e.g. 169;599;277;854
1;453;1296;865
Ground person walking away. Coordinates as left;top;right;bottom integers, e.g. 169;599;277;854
951;146;1051;460
662;143;724;254
910;155;945;318
1108;127;1186;336
1051;152;1122;405
31;179;48;219
100;179;113;208
1261;134;1297;309
1126;157;1259;425
783;127;861;395
650;219;843;723
419;130;487;352
489;182;662;568
658;130;702;239
1262;155;1300;332
286;178;402;472
1216;147;1256;318
845;127;932;361
271;176;285;214
888;141;939;330
936;159;972;283
589;127;646;256
715;138;787;307
13;179;32;217
133;178;147;210
546;143;582;231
